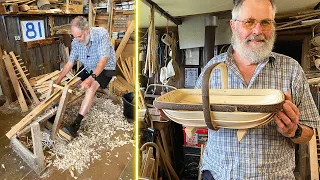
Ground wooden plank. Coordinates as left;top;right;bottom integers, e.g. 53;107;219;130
53;84;73;93
3;52;28;112
0;46;13;103
9;51;40;104
141;147;153;175
31;122;45;174
143;157;155;178
46;120;72;141
19;80;32;103
26;37;61;49
116;75;133;92
120;56;132;82
115;20;135;60
309;129;319;180
18;91;84;137
108;1;114;39
5;16;22;57
35;70;60;85
5;77;81;139
51;85;70;140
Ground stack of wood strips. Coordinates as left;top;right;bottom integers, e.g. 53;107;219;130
53;24;71;35
1;51;40;112
140;146;156;178
0;0;35;13
143;6;158;77
30;70;74;101
276;9;320;31
118;56;133;84
108;20;135;97
95;15;109;29
0;0;63;13
109;56;134;97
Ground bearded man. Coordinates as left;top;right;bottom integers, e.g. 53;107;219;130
55;16;116;138
194;0;320;179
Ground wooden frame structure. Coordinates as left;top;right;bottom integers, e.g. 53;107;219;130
9;77;84;175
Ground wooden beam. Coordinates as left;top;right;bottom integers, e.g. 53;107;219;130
9;51;40;104
115;20;135;60
3;53;28;112
31;122;45;174
141;0;182;25
51;85;70;140
26;36;62;49
35;70;60;86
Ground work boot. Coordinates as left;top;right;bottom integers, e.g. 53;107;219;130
62;121;81;138
62;114;84;138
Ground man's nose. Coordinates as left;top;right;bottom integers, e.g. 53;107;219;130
252;22;263;34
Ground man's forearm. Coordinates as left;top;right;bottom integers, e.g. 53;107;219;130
56;62;73;84
92;57;108;76
291;124;314;144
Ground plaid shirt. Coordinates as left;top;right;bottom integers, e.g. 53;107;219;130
195;46;320;179
69;27;116;72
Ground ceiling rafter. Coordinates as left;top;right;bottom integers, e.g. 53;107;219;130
141;0;182;25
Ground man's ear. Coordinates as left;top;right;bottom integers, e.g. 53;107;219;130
230;19;235;33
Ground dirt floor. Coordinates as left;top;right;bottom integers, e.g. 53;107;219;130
0;95;135;180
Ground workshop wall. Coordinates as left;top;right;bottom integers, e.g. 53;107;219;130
0;15;76;77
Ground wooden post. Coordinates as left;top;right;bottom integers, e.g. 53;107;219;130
46;80;54;100
309;129;319;180
11;122;45;175
31;122;45;173
51;85;70;140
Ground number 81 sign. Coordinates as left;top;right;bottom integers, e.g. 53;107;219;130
21;20;45;42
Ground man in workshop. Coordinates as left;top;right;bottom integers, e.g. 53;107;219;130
158;0;320;179
55;16;116;138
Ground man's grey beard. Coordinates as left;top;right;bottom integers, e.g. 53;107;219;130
231;28;276;64
81;33;90;46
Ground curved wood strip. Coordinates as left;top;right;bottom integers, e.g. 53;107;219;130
202;62;228;130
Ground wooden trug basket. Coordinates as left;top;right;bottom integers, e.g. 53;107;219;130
154;62;285;132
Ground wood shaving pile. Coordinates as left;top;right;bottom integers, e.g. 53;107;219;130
43;96;133;173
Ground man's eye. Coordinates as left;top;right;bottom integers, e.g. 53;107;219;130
261;20;271;25
245;20;255;25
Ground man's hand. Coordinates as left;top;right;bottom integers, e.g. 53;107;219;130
157;108;171;121
55;79;61;85
80;76;94;89
274;91;300;138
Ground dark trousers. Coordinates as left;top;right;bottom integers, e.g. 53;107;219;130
77;66;114;89
202;170;215;180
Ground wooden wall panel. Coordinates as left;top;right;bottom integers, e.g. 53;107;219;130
5;16;22;55
0;15;72;77
0;17;9;50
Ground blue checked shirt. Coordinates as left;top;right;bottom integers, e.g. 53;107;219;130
69;27;116;72
195;46;320;179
